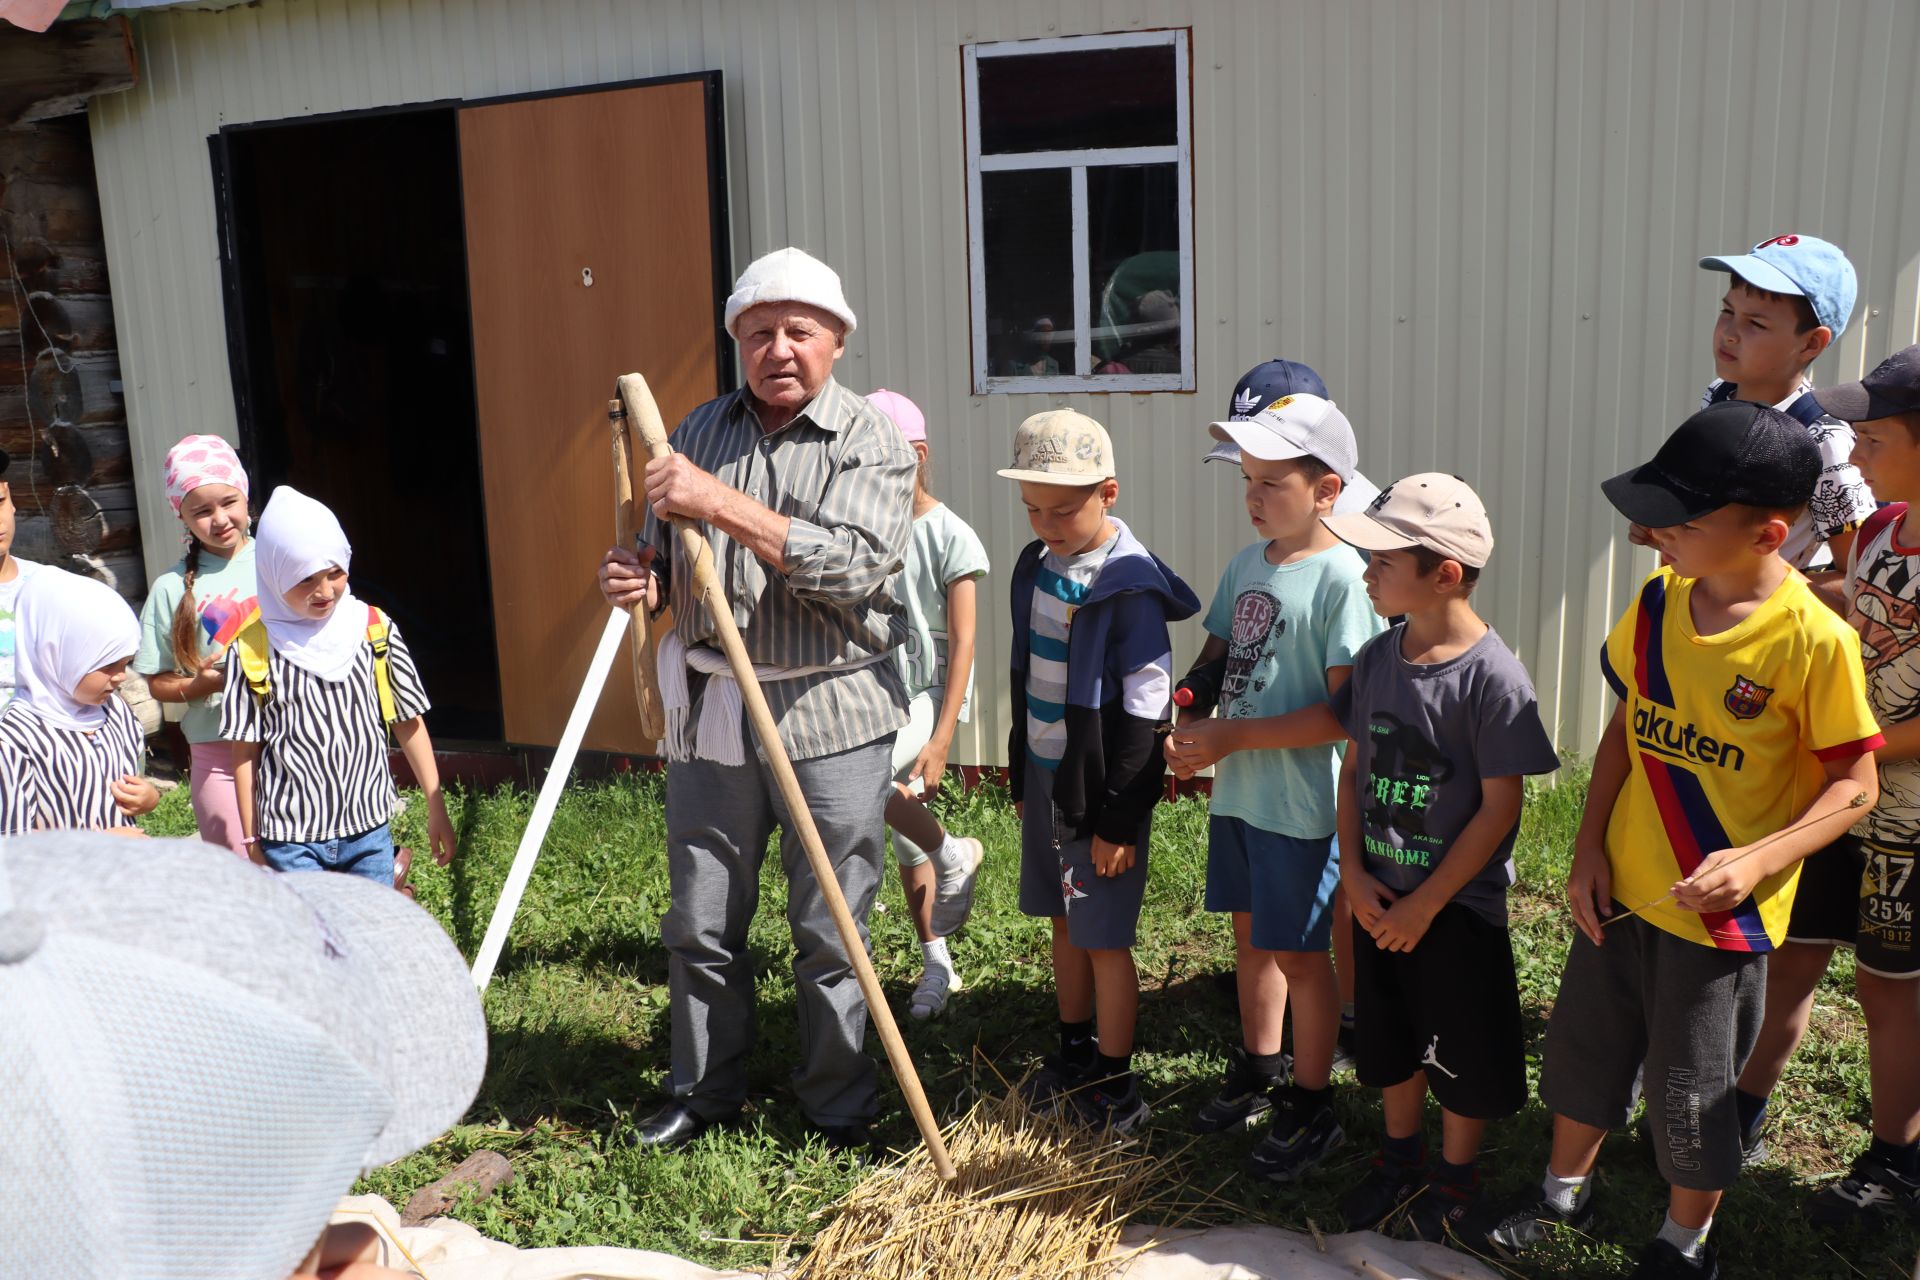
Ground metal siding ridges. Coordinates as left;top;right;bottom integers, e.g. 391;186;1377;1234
88;0;1920;765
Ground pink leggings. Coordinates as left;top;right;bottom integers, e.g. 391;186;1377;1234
189;739;251;859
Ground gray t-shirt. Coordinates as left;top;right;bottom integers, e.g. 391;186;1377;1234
1330;624;1560;925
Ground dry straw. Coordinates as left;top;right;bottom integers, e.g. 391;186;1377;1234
794;1079;1201;1280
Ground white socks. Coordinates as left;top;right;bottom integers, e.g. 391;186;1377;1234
1542;1169;1591;1216
1656;1212;1711;1261
922;936;953;974
933;832;965;875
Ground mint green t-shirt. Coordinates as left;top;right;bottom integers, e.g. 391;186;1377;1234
0;557;43;713
1201;540;1380;839
134;542;259;744
897;502;990;721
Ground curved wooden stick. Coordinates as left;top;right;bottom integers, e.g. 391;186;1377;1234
610;401;666;740
616;372;957;1180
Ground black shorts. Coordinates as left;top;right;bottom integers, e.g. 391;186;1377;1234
1351;904;1526;1119
1786;834;1920;979
1539;914;1767;1191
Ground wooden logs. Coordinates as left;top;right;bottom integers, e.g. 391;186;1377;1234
2;109;141;598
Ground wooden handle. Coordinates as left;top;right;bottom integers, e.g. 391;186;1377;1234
611;401;667;741
614;372;956;1180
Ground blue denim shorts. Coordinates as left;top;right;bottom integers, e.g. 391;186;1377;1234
261;823;395;886
1204;815;1340;952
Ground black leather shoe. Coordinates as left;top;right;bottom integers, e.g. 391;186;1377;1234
627;1101;725;1149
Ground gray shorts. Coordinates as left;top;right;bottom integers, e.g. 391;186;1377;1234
1016;756;1150;950
1540;913;1767;1191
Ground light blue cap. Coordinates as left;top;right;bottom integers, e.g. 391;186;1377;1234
1700;233;1858;339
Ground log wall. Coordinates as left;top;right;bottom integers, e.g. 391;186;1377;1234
1;111;143;598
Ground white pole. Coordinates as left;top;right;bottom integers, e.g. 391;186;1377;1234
470;607;631;990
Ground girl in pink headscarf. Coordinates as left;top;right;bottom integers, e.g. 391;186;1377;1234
132;434;258;856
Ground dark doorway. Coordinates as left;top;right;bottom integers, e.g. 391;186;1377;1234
213;108;503;741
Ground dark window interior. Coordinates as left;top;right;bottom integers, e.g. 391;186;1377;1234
981;168;1073;378
216;110;503;741
976;43;1177;154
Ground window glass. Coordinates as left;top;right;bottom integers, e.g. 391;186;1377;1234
981;168;1074;379
1087;164;1182;377
977;44;1177;154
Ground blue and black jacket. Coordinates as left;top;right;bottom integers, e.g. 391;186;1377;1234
1008;519;1201;845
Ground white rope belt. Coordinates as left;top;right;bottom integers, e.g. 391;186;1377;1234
656;629;885;765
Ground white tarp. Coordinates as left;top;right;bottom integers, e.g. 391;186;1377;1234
329;1196;1503;1280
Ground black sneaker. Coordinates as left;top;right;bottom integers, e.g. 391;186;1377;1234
1247;1084;1346;1182
1018;1052;1094;1114
1630;1238;1719;1279
1192;1046;1285;1134
1339;1147;1427;1232
1404;1168;1483;1243
1066;1075;1151;1135
1808;1151;1920;1225
1474;1186;1598;1255
1331;1021;1358;1075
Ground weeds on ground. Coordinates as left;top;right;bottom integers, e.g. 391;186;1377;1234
140;768;1919;1278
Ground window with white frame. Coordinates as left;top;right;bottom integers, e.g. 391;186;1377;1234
964;30;1193;394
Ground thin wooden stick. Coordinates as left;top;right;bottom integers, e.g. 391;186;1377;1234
615;371;956;1181
610;402;666;741
1602;789;1871;927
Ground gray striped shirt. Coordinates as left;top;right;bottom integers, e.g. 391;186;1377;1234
643;377;915;760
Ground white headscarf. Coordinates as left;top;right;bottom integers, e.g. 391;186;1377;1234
14;568;141;732
254;487;366;683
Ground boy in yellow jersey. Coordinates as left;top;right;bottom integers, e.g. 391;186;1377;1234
1477;401;1884;1280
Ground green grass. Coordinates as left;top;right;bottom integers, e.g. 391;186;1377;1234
142;770;1919;1278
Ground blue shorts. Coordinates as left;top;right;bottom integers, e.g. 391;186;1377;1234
1017;757;1150;951
261;823;395;886
1204;816;1340;952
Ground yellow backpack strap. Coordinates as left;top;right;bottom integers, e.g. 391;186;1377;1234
234;616;273;702
366;605;397;725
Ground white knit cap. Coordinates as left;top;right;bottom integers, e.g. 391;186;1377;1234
0;831;487;1280
724;246;858;339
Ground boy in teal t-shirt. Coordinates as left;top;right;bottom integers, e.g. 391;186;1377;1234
1166;392;1380;1183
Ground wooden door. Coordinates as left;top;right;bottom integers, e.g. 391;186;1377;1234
459;76;724;752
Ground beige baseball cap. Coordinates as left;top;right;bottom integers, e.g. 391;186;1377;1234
997;409;1116;486
1322;472;1494;568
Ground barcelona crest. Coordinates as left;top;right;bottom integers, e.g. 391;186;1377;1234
1724;675;1773;720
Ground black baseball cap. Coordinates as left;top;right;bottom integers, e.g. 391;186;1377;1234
0;447;10;478
1601;400;1820;528
1813;344;1920;423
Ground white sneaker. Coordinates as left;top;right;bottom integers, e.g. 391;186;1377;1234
909;965;961;1020
929;836;985;937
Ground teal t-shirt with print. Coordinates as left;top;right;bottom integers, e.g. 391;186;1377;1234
134;542;259;744
1201;540;1380;839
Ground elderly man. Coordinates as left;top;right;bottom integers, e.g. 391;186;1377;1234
599;247;916;1151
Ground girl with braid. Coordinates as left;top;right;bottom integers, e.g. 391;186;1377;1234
133;435;259;857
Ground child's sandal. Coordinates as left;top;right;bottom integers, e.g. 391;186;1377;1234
393;845;415;898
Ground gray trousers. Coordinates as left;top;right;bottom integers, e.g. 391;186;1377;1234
660;732;893;1127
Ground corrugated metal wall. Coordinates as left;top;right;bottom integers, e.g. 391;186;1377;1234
89;0;1920;765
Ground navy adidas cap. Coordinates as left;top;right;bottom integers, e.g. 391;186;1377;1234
1208;359;1331;465
1226;359;1328;421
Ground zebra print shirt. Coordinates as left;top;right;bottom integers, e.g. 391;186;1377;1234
0;696;146;834
219;618;430;842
